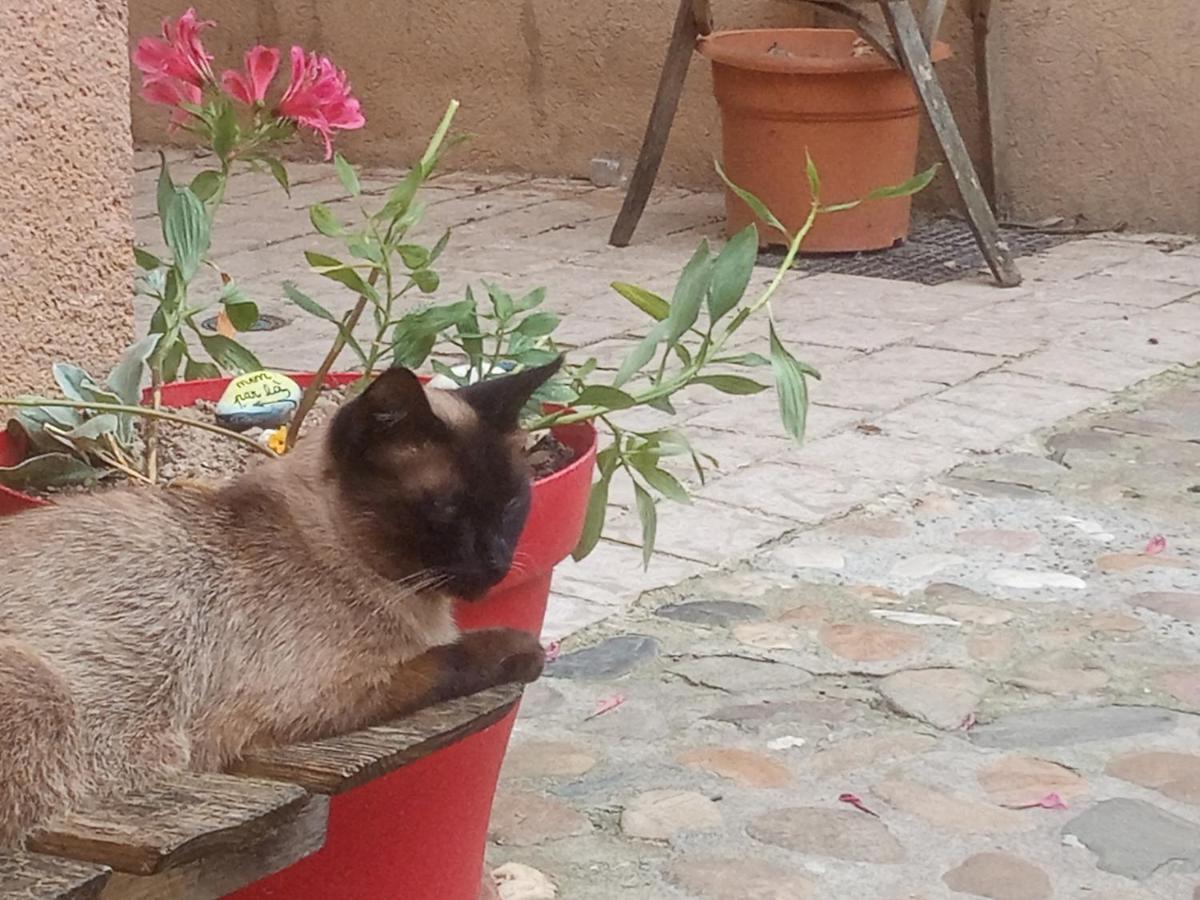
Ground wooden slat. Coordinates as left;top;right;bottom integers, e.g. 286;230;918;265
609;0;703;247
0;852;109;900
920;0;949;46
28;774;308;877
881;0;1021;287
232;684;523;795
971;0;998;205
98;795;328;900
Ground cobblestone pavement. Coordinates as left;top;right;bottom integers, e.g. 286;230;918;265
134;149;1200;897
492;373;1200;899
134;147;1200;645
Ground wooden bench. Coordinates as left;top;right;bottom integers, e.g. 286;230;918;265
1;685;522;900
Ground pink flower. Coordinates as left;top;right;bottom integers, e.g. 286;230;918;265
139;75;203;130
221;45;281;105
276;46;365;159
132;8;214;87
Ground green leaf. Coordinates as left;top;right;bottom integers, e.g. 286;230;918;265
805;151;820;200
164;188;210;281
264;157;291;196
334;152;361;196
160;336;185;382
646;395;675;414
769;321;811;442
693;374;769;395
707;225;758;322
184;357;221;381
715;158;788;237
633;483;657;569
397;244;430;269
571;474;611;561
155;153;174;224
309;203;344;237
486;283;515;320
0;453;103;490
51;363;92;402
392;332;435;369
412;269;440;293
514;312;559;337
614;320;668;388
573;385;637;410
611;282;669;321
428;228;452;264
133;246;163;270
514;287;546;312
190;170;223;201
377;167;423;222
219;282;259;331
305;251;374;296
199;334;263;374
823;164;941;213
211;100;238;160
514;348;560;367
633;459;691;504
283;281;336;322
715;351;772;367
105;334;158;405
348;237;383;264
665;242;713;343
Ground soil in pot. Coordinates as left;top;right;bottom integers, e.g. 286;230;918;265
15;385;577;497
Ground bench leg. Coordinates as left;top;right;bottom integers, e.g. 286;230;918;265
882;0;1022;287
609;0;703;247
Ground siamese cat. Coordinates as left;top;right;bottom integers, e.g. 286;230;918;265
0;361;560;845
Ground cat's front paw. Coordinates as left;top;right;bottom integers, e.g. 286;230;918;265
457;627;546;687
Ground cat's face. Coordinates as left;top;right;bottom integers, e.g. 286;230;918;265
327;360;562;599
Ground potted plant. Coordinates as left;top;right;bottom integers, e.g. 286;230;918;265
0;9;932;898
698;27;949;252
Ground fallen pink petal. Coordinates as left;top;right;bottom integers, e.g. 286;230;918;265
585;693;625;720
1004;792;1069;811
1144;534;1166;555
838;793;879;817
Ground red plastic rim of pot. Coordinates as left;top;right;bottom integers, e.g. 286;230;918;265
696;27;951;74
0;373;597;592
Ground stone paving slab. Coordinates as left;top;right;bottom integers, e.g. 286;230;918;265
489;372;1200;898
132;152;1200;649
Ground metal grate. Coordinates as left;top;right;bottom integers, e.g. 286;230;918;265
199;313;289;333
756;217;1079;285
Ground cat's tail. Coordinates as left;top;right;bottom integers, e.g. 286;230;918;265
0;641;82;847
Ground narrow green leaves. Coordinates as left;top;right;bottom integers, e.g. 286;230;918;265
768;320;811;442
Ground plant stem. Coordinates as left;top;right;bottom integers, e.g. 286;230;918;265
527;200;822;433
0;398;275;457
286;268;382;450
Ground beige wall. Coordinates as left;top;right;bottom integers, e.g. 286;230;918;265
1;1;135;396
130;1;1199;234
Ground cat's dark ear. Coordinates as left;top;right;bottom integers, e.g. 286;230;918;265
459;357;563;431
329;368;447;461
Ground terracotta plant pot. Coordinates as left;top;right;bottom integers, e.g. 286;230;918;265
0;373;598;900
698;28;951;252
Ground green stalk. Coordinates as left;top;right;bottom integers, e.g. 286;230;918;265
527;200;822;433
0;398;275;456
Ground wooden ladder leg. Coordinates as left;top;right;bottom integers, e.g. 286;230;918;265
609;0;705;247
881;0;1021;287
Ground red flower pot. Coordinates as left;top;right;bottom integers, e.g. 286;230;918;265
0;373;597;899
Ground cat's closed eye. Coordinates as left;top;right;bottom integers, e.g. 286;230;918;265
426;498;461;525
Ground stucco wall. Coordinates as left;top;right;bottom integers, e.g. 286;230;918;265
129;1;1199;233
1;1;135;396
